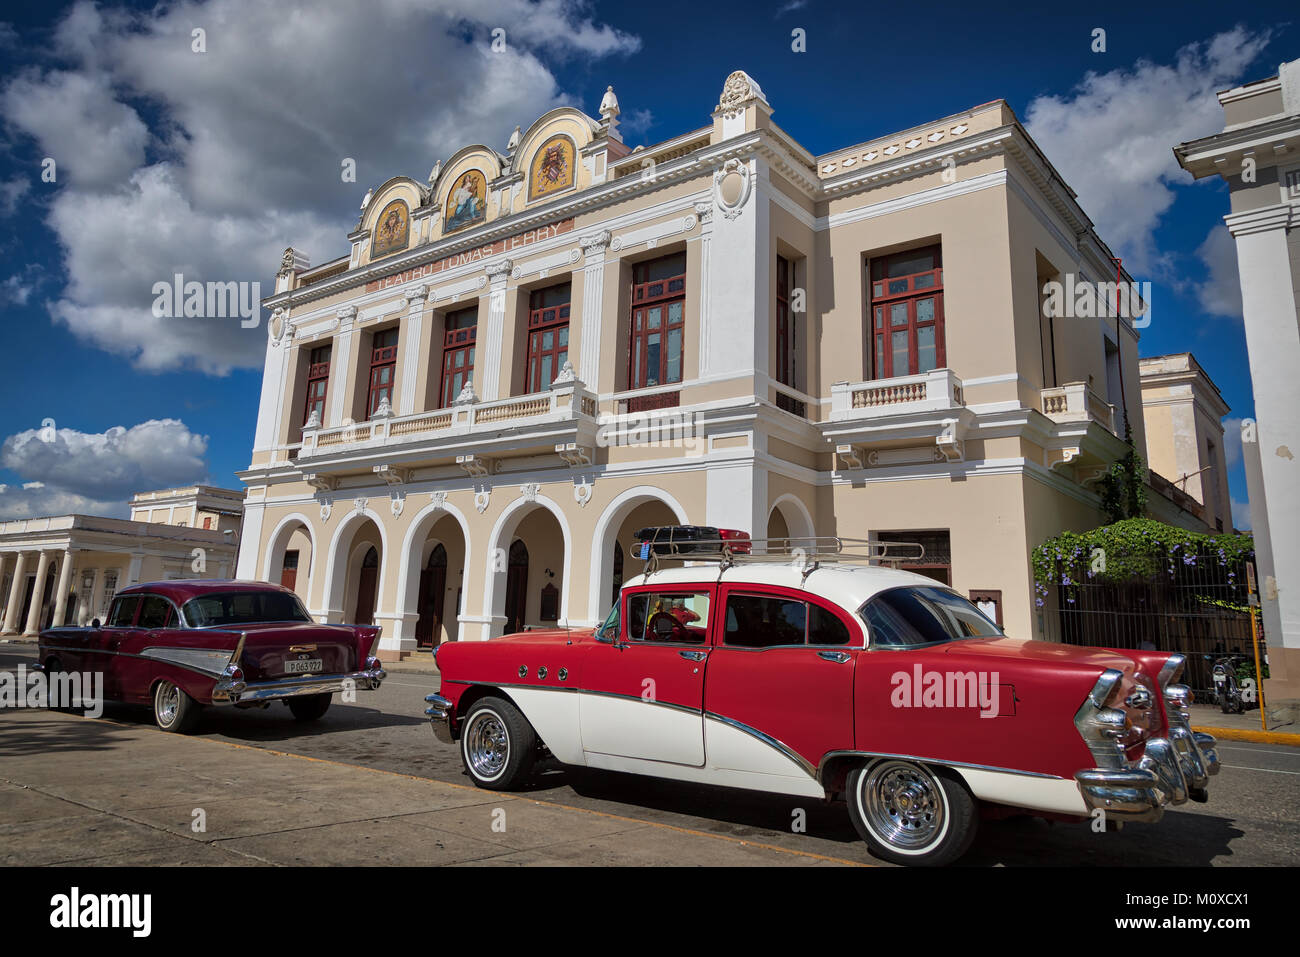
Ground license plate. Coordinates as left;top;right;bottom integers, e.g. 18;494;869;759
284;658;323;674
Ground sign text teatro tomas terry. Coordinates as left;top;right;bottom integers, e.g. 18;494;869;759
366;219;574;293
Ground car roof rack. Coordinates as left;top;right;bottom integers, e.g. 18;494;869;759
633;530;925;579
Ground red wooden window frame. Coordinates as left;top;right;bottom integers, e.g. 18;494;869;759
869;245;945;379
440;306;477;408
776;256;794;387
629;253;687;390
303;344;331;426
526;284;571;393
366;328;399;419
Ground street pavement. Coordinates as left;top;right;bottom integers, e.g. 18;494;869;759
2;647;1298;866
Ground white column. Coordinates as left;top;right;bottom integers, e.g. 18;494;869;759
694;203;714;377
51;548;76;627
578;231;611;386
126;552;144;586
252;311;293;452
235;502;265;579
23;550;53;635
1227;204;1300;652
327;306;357;426
87;566;106;624
2;551;28;634
702;159;765;379
398;284;428;414
0;552;10;625
480;259;512;400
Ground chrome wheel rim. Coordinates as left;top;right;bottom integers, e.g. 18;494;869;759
156;683;180;727
465;710;509;780
860;761;946;851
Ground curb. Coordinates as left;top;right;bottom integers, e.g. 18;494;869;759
1192;725;1300;747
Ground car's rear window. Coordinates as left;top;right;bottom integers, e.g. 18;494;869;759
859;586;1001;648
182;591;313;627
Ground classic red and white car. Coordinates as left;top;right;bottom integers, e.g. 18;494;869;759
37;580;386;733
426;527;1220;865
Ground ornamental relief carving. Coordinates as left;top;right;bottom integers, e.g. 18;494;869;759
713;158;752;220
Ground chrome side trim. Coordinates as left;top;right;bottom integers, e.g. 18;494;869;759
141;646;236;677
703;712;818;779
579;687;701;717
816;749;1063;784
40;644;240;681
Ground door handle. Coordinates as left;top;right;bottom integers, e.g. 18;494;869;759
817;651;852;663
678;650;708;661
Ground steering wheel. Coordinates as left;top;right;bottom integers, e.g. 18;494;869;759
647;611;685;642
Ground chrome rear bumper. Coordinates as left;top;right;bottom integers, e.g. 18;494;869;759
212;666;386;704
1076;674;1220;822
424;693;455;744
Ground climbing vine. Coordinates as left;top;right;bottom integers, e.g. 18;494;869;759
1097;441;1148;524
1031;517;1254;608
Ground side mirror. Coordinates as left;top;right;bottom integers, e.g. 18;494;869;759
91;618;101;629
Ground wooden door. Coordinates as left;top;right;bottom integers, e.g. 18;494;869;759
416;545;447;648
503;540;528;633
354;547;378;626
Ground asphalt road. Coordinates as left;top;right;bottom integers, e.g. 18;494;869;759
3;648;1298;866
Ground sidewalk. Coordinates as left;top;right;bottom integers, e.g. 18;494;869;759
384;650;440;676
0;708;854;866
1189;701;1300;746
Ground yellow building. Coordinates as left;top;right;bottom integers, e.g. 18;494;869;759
237;71;1220;660
0;486;243;636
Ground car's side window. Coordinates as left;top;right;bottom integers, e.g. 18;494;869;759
106;596;141;628
808;602;852;645
724;593;853;648
625;591;710;645
596;602;620;641
136;596;173;629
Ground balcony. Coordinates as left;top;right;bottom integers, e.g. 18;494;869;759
296;382;599;470
1040;382;1116;434
823;369;970;467
829;369;964;421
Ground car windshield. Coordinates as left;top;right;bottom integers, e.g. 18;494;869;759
182;591;314;627
859;586;1002;648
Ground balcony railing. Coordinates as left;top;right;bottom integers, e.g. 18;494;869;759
1041;382;1116;434
299;383;597;458
829;368;964;420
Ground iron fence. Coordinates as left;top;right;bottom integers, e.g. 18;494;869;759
1042;550;1261;698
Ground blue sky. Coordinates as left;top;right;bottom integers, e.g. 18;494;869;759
0;0;1288;528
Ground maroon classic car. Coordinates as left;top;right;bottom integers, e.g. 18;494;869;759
426;527;1219;866
36;580;386;733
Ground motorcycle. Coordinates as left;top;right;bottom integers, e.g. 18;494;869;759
1210;653;1258;714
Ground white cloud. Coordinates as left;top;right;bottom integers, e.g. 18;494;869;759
0;484;130;520
619;108;655;139
0;271;36;306
0;175;29;216
1;0;640;375
1;68;150;188
1024;27;1271;273
1193;225;1243;319
0;419;210;512
1231;497;1251;531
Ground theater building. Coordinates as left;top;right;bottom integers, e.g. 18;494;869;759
237;70;1221;660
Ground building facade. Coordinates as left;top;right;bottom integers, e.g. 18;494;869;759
238;70;1211;660
0;485;243;636
1175;57;1300;699
1139;353;1233;533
